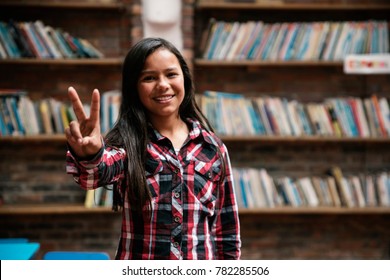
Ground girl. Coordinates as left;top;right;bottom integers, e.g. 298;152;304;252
65;37;241;260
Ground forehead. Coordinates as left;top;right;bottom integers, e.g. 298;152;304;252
143;48;181;69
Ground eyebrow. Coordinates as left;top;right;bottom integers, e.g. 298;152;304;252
140;67;179;74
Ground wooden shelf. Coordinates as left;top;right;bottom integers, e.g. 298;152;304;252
0;204;116;215
194;59;343;68
0;1;125;11
2;135;390;144
197;2;390;11
0;58;123;66
0;134;66;143
1;204;389;215
220;135;390;144
239;207;390;215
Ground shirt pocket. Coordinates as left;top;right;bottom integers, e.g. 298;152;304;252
193;160;221;213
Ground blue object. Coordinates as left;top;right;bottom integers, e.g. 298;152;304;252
43;251;110;260
0;242;40;260
0;238;29;243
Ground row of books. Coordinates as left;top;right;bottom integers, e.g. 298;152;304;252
199;90;390;137
0;89;120;136
0;20;104;59
233;166;390;209
2;88;390;138
201;19;389;61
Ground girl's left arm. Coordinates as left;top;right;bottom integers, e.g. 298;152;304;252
214;144;242;260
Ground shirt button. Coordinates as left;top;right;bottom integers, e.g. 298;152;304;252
173;169;179;174
174;216;180;223
173;242;179;248
174;192;180;198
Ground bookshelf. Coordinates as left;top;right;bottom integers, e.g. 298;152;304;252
0;0;389;260
0;1;132;214
0;0;132;138
194;0;390;212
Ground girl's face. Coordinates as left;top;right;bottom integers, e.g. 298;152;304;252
137;48;185;122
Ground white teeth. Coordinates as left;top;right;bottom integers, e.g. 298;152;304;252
155;95;173;101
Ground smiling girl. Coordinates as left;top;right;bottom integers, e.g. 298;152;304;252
65;37;241;260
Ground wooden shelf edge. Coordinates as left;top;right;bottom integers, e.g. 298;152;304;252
194;59;343;67
196;2;390;11
0;58;123;66
0;1;125;11
0;204;117;215
239;207;390;215
2;135;390;144
221;135;390;143
0;134;66;143
1;204;389;215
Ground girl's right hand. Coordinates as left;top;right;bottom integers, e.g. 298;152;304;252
65;86;103;158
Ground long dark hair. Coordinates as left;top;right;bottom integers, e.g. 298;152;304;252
105;37;213;213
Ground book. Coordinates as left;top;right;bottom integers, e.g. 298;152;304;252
326;176;342;207
349;175;366;208
258;168;277;207
38;99;54;134
101;90;121;133
371;95;388;137
376;172;390;207
330;166;354;207
17;22;41;57
84;187;105;208
7;20;34;58
0;21;22;58
247;168;268;208
378;97;390;136
0;98;14;135
363;175;378;207
25;21;52;58
5;96;25;135
296;177;319;207
33;20;63;59
18;96;40;135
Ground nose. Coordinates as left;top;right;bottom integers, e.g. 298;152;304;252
157;77;169;91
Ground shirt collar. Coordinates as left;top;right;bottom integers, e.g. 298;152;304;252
148;118;218;147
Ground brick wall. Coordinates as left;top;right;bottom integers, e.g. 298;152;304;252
1;211;389;260
0;0;390;260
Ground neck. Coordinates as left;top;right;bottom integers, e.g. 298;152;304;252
150;115;189;150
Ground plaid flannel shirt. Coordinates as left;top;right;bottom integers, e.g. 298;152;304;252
66;119;241;260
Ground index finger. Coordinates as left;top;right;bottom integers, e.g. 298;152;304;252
68;86;87;121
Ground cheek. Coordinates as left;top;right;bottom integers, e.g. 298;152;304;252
174;79;185;97
137;85;151;105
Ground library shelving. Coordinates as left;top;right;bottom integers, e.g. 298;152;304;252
0;1;132;214
0;0;389;260
193;0;390;214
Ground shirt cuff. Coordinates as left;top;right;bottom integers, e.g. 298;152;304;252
66;139;105;168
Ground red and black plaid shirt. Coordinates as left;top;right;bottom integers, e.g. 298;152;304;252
66;119;241;260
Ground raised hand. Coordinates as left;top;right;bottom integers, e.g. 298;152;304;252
65;86;102;158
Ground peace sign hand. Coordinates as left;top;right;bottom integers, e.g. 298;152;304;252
65;86;103;158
